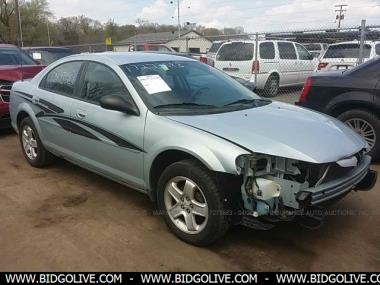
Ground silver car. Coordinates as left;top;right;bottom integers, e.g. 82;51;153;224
10;52;377;245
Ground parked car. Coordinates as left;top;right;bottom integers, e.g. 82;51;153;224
200;40;226;66
303;43;329;59
23;47;74;65
0;44;45;129
116;43;175;52
214;40;317;97
297;57;380;160
317;41;380;72
10;52;376;245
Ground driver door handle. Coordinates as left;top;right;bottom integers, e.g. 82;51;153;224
76;110;87;119
32;96;39;104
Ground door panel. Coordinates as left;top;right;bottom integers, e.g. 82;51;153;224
69;101;145;188
68;62;145;189
36;61;83;155
277;42;298;86
295;43;316;84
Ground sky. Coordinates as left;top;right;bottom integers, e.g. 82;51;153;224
47;0;380;32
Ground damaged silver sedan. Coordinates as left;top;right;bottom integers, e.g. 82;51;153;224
10;53;377;246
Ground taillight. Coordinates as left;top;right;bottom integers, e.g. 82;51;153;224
200;56;207;64
317;62;328;70
299;77;312;103
252;60;260;73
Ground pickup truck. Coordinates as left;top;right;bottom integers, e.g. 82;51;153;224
0;44;45;129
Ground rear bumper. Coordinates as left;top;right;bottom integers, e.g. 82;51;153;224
297;155;375;207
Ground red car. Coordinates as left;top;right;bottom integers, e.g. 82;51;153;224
0;44;45;129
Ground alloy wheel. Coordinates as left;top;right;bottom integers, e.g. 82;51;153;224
345;118;376;151
22;125;38;160
164;176;208;234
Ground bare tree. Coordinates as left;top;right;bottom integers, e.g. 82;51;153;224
0;0;15;42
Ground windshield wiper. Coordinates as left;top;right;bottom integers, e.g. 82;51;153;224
224;98;261;106
154;102;216;109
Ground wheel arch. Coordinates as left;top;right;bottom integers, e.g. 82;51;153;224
147;148;236;201
327;100;380;118
265;71;280;84
14;104;40;134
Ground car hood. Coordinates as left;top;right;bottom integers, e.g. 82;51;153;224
168;101;366;163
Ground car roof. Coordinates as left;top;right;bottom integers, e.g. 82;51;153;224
64;52;196;65
23;46;73;51
329;41;380;46
221;40;297;44
0;44;19;49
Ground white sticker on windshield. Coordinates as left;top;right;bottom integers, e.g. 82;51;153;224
137;75;171;94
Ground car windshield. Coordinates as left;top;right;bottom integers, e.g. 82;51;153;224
121;60;262;111
30;49;73;65
323;43;371;58
0;49;36;65
216;42;254;61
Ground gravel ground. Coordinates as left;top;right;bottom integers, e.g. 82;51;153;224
1;92;379;271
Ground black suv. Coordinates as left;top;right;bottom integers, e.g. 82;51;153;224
297;57;380;160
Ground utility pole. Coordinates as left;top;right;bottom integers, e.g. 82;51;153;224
46;19;51;46
177;0;180;39
170;0;181;39
335;4;348;29
15;0;24;47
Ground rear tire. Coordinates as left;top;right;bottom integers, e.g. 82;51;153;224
262;74;279;98
338;109;380;161
157;159;231;246
19;117;54;167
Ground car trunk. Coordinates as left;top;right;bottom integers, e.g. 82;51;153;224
320;43;372;71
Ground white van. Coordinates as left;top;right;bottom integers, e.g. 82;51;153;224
303;43;329;59
214;40;317;97
317;41;380;72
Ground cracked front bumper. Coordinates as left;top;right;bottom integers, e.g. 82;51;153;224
298;155;375;207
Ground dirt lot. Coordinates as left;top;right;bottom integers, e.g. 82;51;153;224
0;128;379;272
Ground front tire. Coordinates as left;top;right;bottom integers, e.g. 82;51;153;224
157;159;231;246
19;117;54;167
338;109;380;161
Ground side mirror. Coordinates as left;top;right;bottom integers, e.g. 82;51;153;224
99;95;139;116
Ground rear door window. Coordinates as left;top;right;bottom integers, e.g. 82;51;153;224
295;44;313;60
304;44;321;51
278;42;297;59
260;42;275;59
41;61;82;97
324;44;371;58
217;42;254;61
209;42;223;53
375;44;380;56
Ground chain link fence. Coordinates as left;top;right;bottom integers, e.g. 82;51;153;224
58;20;380;103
